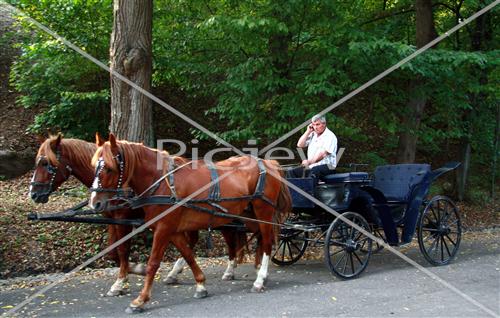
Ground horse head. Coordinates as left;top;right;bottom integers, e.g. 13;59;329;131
29;134;73;203
90;133;135;212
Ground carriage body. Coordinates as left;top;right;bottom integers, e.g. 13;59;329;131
274;162;462;279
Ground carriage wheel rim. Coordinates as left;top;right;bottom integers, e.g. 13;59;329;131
419;196;461;265
324;212;372;279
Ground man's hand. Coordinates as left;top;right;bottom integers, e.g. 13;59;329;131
301;159;310;167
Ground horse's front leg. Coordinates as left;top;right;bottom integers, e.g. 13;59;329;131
127;227;170;314
106;224;133;297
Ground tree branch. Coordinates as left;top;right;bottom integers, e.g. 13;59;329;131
361;5;414;26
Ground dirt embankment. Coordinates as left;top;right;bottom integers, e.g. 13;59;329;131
0;4;39;178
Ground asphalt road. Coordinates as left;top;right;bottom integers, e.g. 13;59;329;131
1;231;499;317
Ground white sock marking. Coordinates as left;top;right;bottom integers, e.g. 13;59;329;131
167;258;186;279
222;259;237;279
253;253;269;288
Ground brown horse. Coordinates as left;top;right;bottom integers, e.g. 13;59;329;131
28;135;248;298
90;134;291;313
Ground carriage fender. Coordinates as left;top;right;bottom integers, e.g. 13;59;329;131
359;186;398;245
346;187;378;223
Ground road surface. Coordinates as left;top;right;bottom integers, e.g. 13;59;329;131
1;231;499;317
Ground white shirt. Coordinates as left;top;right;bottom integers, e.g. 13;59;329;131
305;127;337;168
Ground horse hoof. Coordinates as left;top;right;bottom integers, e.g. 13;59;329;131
125;306;144;314
221;273;234;281
163;276;178;285
193;290;208;299
251;285;265;293
106;289;124;297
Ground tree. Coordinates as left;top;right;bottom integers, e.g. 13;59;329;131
396;0;438;163
109;0;153;145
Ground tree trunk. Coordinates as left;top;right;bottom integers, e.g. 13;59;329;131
491;103;499;200
396;0;438;163
456;143;470;201
109;0;153;146
455;5;493;200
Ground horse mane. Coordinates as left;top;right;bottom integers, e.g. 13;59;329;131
38;136;97;168
92;139;188;186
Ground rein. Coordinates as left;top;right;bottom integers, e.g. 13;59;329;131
92;153;289;228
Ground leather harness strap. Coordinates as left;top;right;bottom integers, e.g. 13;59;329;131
167;156;177;198
128;158;277;213
206;163;221;201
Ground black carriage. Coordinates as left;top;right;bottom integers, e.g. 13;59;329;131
272;162;462;279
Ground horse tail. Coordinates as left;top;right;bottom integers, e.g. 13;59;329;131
273;168;292;244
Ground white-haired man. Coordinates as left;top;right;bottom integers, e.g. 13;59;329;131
289;114;338;179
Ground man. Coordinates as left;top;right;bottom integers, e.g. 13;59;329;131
289;114;337;179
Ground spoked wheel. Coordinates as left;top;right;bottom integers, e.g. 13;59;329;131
324;212;372;279
361;227;385;254
272;225;309;266
418;196;462;266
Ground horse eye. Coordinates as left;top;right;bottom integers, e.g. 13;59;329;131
41;161;48;167
105;167;113;174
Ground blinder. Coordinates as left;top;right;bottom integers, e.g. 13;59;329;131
30;148;73;197
90;152;135;200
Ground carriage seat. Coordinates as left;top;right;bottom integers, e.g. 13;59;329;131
372;164;431;202
322;172;369;184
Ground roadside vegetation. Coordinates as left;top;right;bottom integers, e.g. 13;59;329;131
0;0;497;278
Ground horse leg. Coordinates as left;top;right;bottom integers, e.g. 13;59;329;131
106;224;133;297
169;232;208;299
220;229;238;281
127;227;171;313
107;224;120;264
250;206;275;293
163;231;199;285
254;236;263;269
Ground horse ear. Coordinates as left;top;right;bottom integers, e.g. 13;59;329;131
109;133;117;149
96;132;105;146
54;133;62;148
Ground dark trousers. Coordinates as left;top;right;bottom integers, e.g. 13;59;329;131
287;164;335;180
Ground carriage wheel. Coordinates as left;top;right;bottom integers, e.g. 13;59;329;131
324;212;372;279
361;227;385;254
418;196;461;266
271;226;309;266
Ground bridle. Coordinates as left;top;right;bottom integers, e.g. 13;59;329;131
30;148;72;197
90;152;134;200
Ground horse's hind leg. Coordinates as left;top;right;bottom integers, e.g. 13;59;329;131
164;231;199;284
169;232;208;299
250;205;275;293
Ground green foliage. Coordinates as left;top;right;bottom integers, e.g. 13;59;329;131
7;0;112;139
359;152;388;169
29;90;110;140
5;0;499;199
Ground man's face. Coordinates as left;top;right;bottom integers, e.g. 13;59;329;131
312;120;326;135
